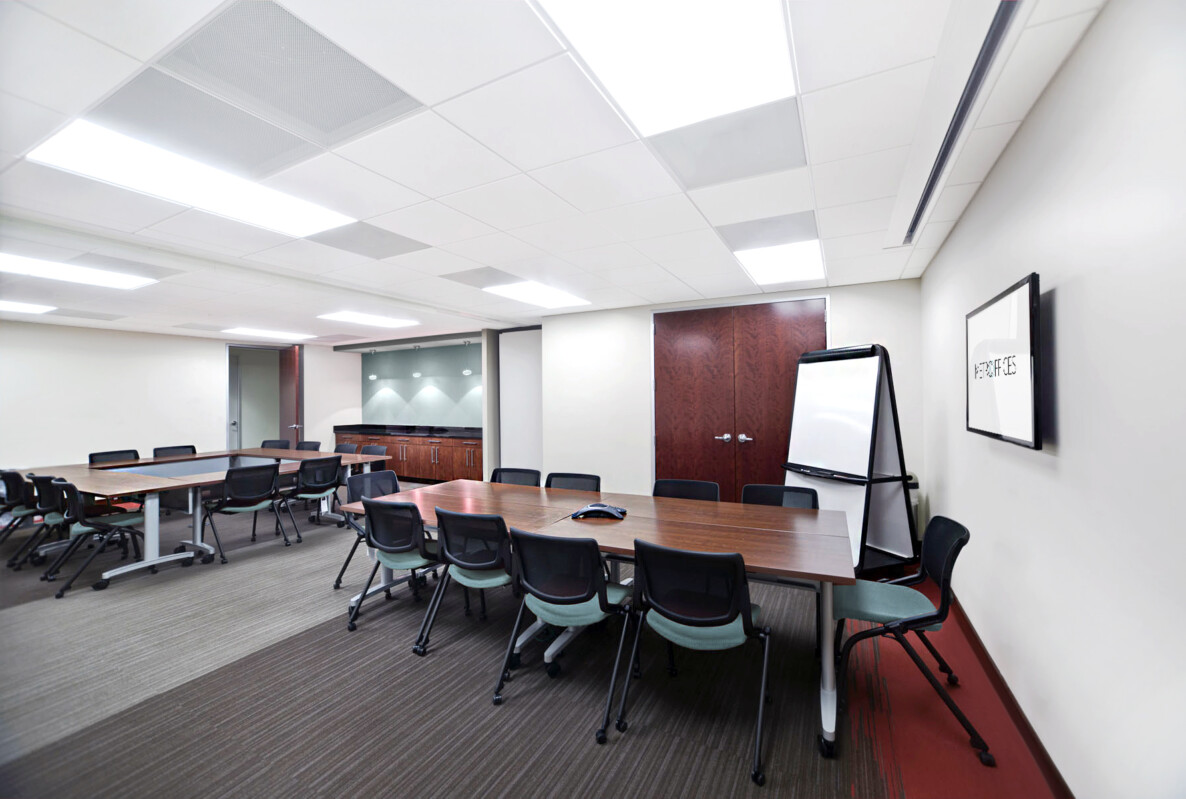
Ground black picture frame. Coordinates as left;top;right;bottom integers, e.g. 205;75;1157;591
965;273;1042;449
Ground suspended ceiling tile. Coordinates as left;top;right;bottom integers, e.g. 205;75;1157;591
439;233;546;267
648;98;806;190
336;111;518;197
590;194;706;242
307;221;429;259
598;263;682;288
0;161;186;233
901;247;939;278
138;209;293;256
816;196;898;239
802;60;935;165
822;229;896;261
244;238;373;274
944;122;1020;185
789;0;951;93
914;219;955;250
436;55;636;171
758;276;828;294
498;256;592;287
0;91;67;156
0;229;88;263
280;0;564;105
825;250;912;286
262;153;425;220
321;260;426;289
384;247;485;277
632;228;735;266
439;174;577;231
0;3;140;115
679;270;760;299
441;266;521;288
511;215;622;253
927;183;981;223
368;201;496;247
529;141;681;212
630;280;702;304
975;11;1098;128
563;243;654;273
687;167;814;227
31;0;224;61
1028;0;1106;26
717;211;818;252
811;145;911;209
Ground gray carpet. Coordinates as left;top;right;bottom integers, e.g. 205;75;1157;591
0;506;898;798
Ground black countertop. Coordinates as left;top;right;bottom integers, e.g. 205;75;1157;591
334;424;482;439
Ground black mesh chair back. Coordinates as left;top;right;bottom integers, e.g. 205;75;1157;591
31;474;65;515
435;507;511;572
261;439;290;449
346;470;400;503
360;444;387;456
919;516;970;622
633;539;753;632
510;528;606;608
740;484;819;509
296;441;321;451
653;479;720;502
362;498;432;557
89;449;139;464
153;445;197;458
223;463;279;504
334;443;358;454
491;468;541;486
2;471;28;505
545;472;601;492
294;456;342;494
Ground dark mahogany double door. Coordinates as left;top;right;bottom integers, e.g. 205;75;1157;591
653;299;827;503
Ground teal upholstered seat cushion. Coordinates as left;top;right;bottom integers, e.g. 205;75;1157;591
377;549;431;571
71;513;143;536
832;580;942;631
42;512;65;525
450;565;511;589
645;604;762;651
10;506;37;518
215;500;273;514
296;488;336;501
526;583;630;627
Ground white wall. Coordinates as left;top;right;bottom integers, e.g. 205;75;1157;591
302;344;360;449
233;347;279;448
0;321;227;465
498;329;543;472
919;1;1185;797
541;281;922;494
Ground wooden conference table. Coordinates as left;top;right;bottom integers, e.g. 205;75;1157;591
341;479;856;751
21;448;387;582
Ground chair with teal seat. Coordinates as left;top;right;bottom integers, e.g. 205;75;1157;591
346;497;440;632
493;529;630;709
260;439;290;450
491;468;541;487
275;455;342;536
48;480;145;598
412;507;513;657
334;470;399;590
8;475;70;571
0;471;39;547
201;462;284;562
613;539;771;787
832;515;995;767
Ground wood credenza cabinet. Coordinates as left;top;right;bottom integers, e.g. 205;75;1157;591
336;432;482;483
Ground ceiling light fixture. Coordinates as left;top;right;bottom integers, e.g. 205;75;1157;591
222;327;316;341
0;252;157;290
317;310;419;328
412;372;422;378
28;120;354;237
535;0;795;136
462;369;473;376
368;374;378;381
0;299;57;314
733;240;825;285
482;280;590;309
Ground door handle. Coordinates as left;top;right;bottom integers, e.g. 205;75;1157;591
738;433;753;443
714;433;732;442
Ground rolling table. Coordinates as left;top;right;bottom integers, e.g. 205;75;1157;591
340;479;855;754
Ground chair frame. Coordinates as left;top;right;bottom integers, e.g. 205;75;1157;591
275;455;343;537
652;478;720;502
490;468;541;487
334;470;400;590
346;498;440;631
202;462;285;561
46;480;145;598
544;472;601;492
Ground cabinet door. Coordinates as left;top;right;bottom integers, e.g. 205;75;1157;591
452;445;482;480
403;443;433;480
426;440;450;481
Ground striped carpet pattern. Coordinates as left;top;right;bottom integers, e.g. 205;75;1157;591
0;508;897;798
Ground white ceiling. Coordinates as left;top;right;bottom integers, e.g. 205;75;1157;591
0;0;1105;345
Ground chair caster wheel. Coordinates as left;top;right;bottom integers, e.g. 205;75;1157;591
308;515;316;524
173;545;187;554
751;771;765;786
181;557;193;567
92;579;109;591
947;673;959;686
978;751;996;767
492;694;503;706
546;661;561;678
200;554;213;565
412;644;426;657
508;652;521;670
817;734;835;758
219;557;227;564
347;621;356;632
149;566;157;574
333;583;341;590
29;555;45;567
337;522;345;529
284;541;291;547
55;590;65;599
384;590;393;601
595;730;607;745
615;719;628;733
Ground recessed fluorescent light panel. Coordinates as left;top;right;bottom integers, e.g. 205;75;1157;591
0;252;157;289
28;121;354;237
317;311;419;329
734;240;825;285
482;281;591;309
222;327;315;341
535;0;795;135
0;299;57;314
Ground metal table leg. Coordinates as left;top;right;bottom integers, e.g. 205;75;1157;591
102;493;195;580
818;581;838;756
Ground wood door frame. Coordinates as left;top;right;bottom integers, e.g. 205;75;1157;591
648;294;831;490
225;343;304;449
